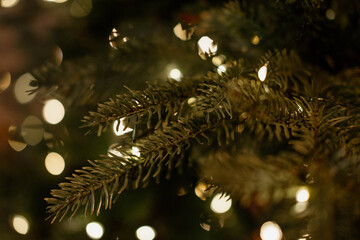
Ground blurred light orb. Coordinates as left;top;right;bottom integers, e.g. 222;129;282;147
53;46;63;65
12;215;29;235
0;72;11;92
293;202;308;214
44;0;68;3
113;118;132;136
258;64;268;81
326;9;336;20
131;147;141;157
136;225;156;240
168;68;183;81
173;22;195;41
43;99;65;124
1;0;19;7
198;36;217;59
21;115;44;146
70;0;92;18
260;221;283;240
251;35;260;45
8;125;27;152
86;222;104;240
45;152;65;175
210;193;232;214
296;187;310;203
14;73;37;104
217;64;227;75
212;54;226;66
194;182;211;201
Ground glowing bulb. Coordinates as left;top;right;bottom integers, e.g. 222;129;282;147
45;152;65;175
210;193;232;214
293;202;308;213
136;225;156;240
194;182;211;201
217;64;227;75
12;215;29;235
212;54;226;66
131;147;140;157
1;0;19;7
113;118;132;136
44;0;68;2
168;68;183;81
198;36;218;59
14;73;37;104
326;9;336;20
258;64;268;81
86;222;104;240
0;72;11;92
173;22;195;41
260;221;283;240
296;187;310;202
251;35;260;45
42;99;65;124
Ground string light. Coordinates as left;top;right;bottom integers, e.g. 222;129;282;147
326;9;336;20
45;152;65;175
0;72;11;92
1;0;19;7
217;64;227;75
173;22;195;41
86;222;104;240
260;221;283;240
21;115;44;146
258;63;268;81
136;225;156;240
251;35;260;45
43;99;65;125
131;147;141;157
198;36;218;59
296;187;310;202
12;215;29;235
212;54;226;66
210;193;232;214
113;118;133;136
168;68;183;81
14;73;37;104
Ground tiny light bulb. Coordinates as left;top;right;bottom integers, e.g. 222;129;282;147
168;68;183;81
113;118;133;136
260;221;283;240
296;187;310;203
12;215;29;235
45;152;65;175
198;36;218;57
217;64;227;75
1;0;19;8
42;99;65;124
131;147;141;157
258;64;268;81
136;225;156;240
86;222;104;240
210;193;232;214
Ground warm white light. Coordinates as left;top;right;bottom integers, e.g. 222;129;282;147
136;225;156;240
198;36;218;57
113;118;132;136
14;73;37;104
12;215;29;235
260;221;283;240
293;202;308;213
0;72;11;92
212;54;226;66
210;193;232;214
326;9;336;20
131;147;140;157
173;23;195;41
296;187;310;203
21;115;44;146
86;222;104;240
45;152;65;175
217;64;227;75
42;99;65;124
168;68;183;81
258;65;268;81
251;35;260;45
1;0;19;7
195;182;212;200
44;0;68;2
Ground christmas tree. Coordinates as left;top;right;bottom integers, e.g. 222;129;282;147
1;0;360;239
